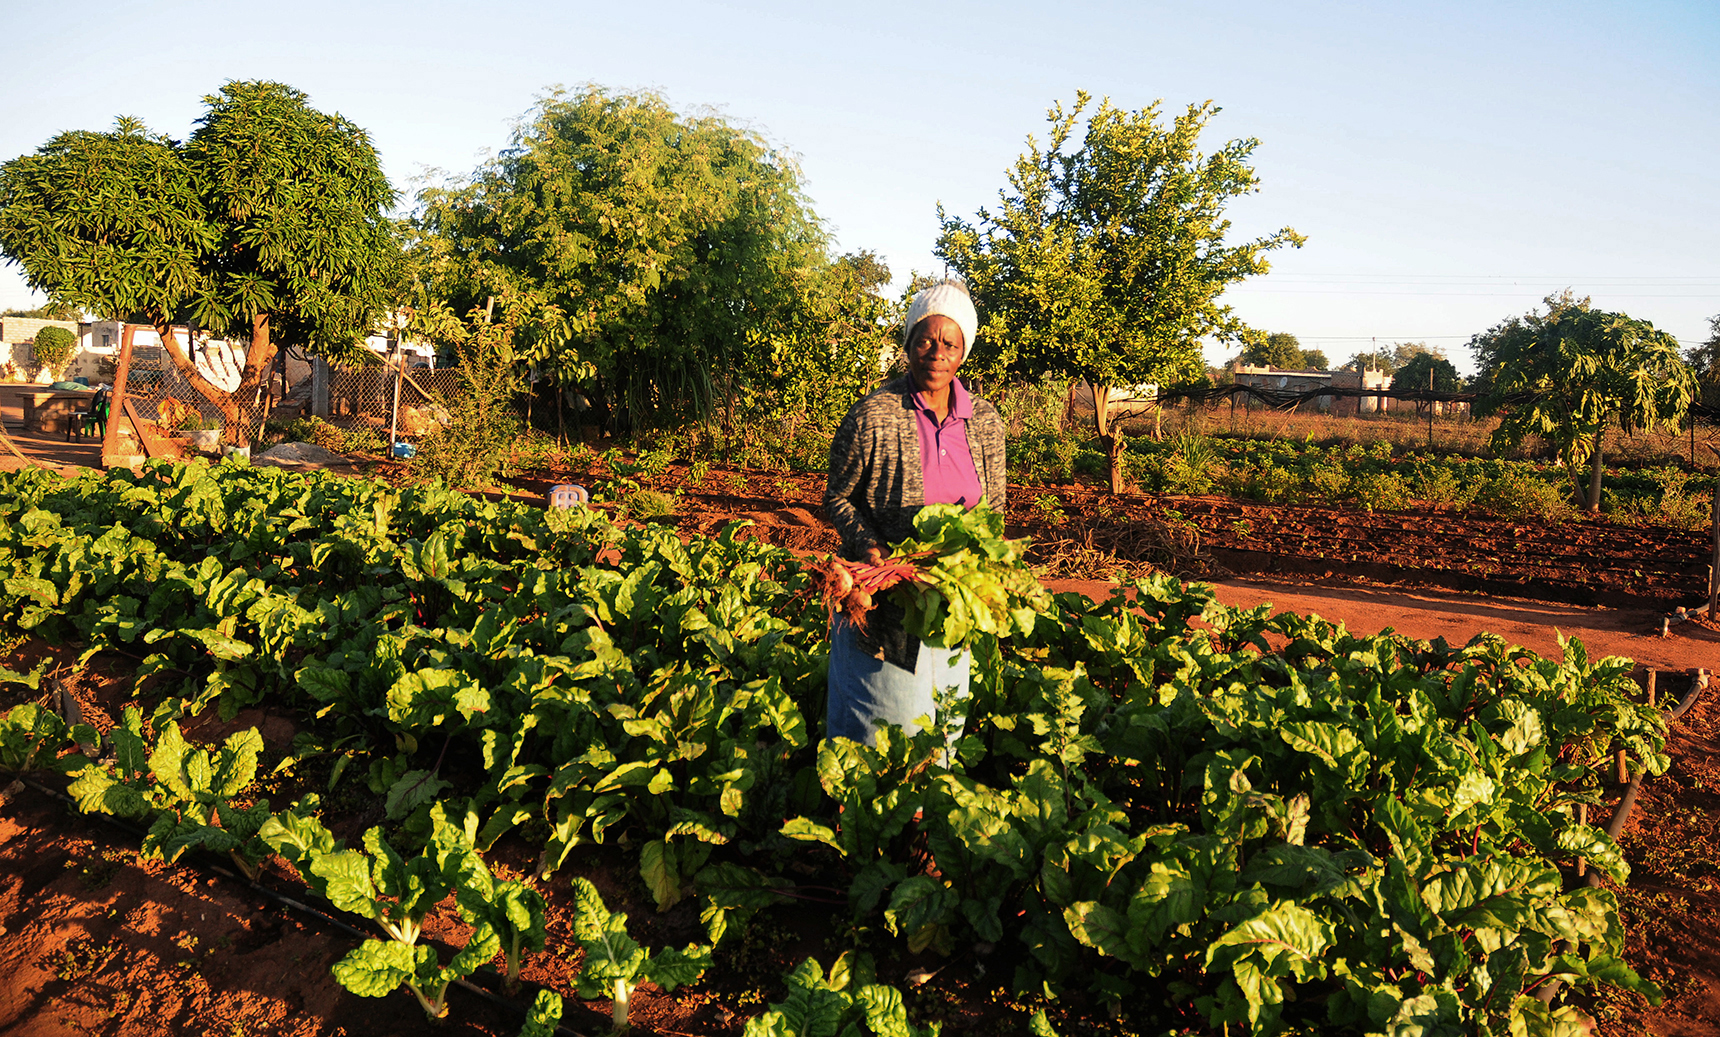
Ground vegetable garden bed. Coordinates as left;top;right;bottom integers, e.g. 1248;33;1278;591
0;459;1707;1035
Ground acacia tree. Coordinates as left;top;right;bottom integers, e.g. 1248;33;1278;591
937;92;1302;492
1473;293;1694;513
411;86;827;432
0;82;400;446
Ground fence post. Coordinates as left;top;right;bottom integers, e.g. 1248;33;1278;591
388;350;403;448
312;357;330;418
1709;479;1720;616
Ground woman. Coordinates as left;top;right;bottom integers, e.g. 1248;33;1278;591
823;280;1007;745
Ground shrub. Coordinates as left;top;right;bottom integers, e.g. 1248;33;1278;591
1161;433;1219;495
1305;461;1349;501
625;489;676;519
1351;470;1412;512
1409;465;1476;508
1604;467;1711;530
414;332;523;490
1475;469;1575;523
30;326;77;377
1238;463;1302;503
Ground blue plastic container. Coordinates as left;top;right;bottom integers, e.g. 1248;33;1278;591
547;483;590;509
391;442;418;459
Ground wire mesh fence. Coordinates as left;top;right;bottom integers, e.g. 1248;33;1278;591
107;345;465;457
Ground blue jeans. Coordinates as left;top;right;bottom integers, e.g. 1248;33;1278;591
826;614;970;746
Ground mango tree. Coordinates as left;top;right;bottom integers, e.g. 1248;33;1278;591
0;81;401;447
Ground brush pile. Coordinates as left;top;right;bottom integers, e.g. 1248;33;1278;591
820;502;1050;649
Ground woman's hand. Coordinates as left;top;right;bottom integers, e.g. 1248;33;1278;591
864;546;885;565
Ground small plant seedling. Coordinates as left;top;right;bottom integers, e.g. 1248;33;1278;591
1033;493;1067;525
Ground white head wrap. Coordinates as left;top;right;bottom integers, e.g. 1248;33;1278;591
902;280;978;351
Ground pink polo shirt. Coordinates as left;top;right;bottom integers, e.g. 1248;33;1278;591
912;378;984;507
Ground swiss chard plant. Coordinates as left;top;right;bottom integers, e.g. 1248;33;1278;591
569;876;712;1032
0;702;96;775
265;802;502;1020
741;955;943;1037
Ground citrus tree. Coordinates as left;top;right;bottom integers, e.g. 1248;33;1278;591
1473;293;1695;513
937;92;1303;492
0;82;401;446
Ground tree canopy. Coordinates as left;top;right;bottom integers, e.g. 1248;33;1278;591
1343;341;1440;375
411;86;831;430
1240;331;1326;370
1394;351;1460;394
1685;311;1720;409
0;81;401;444
936;91;1302;491
1472;293;1694;512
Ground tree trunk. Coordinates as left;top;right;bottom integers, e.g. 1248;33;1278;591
1091;383;1126;495
100;324;136;468
152;315;277;448
1586;427;1605;513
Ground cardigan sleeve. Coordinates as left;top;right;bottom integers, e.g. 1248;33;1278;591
824;406;885;559
972;399;1008;511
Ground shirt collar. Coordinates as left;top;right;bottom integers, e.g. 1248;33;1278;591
907;376;972;421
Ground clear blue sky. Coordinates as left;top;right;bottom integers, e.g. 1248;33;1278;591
3;0;1716;373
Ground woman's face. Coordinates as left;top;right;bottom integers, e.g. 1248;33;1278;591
907;315;965;395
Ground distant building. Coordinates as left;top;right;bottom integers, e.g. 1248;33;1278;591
1065;380;1160;423
0;317;81;382
1230;362;1394;416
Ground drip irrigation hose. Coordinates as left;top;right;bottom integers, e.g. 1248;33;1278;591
1536;669;1708;1006
10;776;643;1037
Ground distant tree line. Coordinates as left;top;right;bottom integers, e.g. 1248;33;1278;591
1;78;1714;507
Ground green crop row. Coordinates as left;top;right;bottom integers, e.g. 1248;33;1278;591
1012;430;1713;526
0;460;1669;1035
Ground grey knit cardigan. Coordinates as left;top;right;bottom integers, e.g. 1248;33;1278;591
824;377;1008;561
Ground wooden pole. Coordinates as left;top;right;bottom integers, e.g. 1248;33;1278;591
1426;368;1434;449
1645;669;1656;708
100;324;136;468
388;349;403;448
1709;479;1720;616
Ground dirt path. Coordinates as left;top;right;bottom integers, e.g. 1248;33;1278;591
1171;576;1718;673
0;425;101;475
